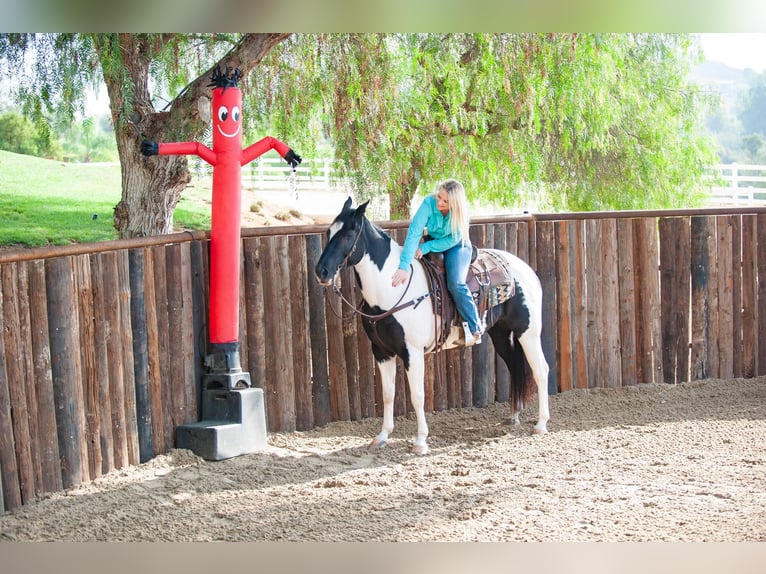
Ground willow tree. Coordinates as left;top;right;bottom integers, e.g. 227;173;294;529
253;33;718;216
0;33;291;237
1;33;717;233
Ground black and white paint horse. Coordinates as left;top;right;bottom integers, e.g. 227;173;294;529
315;198;550;454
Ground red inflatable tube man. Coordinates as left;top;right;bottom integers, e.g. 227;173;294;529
142;65;301;372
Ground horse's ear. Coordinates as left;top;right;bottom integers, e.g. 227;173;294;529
355;200;370;219
343;196;353;211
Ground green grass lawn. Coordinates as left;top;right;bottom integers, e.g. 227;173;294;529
0;150;211;248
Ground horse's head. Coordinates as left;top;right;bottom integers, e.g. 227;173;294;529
315;197;370;285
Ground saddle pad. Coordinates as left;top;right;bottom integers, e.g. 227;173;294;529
467;250;515;306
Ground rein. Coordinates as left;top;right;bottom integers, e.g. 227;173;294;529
326;265;431;322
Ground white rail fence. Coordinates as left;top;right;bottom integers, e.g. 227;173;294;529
220;158;766;209
708;163;766;206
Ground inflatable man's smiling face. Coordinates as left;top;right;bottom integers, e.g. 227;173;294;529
209;65;243;152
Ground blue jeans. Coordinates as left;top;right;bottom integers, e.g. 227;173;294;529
443;242;481;333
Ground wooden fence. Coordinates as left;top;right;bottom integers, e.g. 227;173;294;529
1;207;765;513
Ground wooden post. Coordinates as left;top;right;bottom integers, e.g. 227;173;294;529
717;216;734;379
1;263;35;502
74;254;102;480
27;260;62;493
757;214;766;375
288;235;313;431
568;220;588;389
305;234;332;427
554;220;572;392
535;221;558;394
616;219;637;387
45;257;86;489
140;248;163;456
585;220;604;387
340;266;361;420
600;219;622;388
128;248;153;463
741;215;757;378
732;216;743;378
0;264;23;510
116;251;139;466
101;251;129;468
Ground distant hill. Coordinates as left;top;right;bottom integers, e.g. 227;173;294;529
689;60;759;108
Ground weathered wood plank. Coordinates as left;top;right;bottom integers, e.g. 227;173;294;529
616;219;637;387
26;260;62;493
2;263;35;502
568;221;588;389
90;254;114;474
757;214;766;376
116;251;139;466
585;219;604;387
690;216;713;381
535;221;558;394
74;254;101;481
165;244;188;436
633;218;662;384
189;240;208;418
288;235;313;431
0;264;22;510
600;219;622;388
304;234;331;427
470;224;491;407
179;243;197;424
554;221;572;392
243;238;266;391
151;245;173;452
493;223;511;402
741;215;757;378
141;248;164;455
101;251;129;469
340;266;361;420
659;217;691;384
732;216;743;378
16;263;44;493
261;235;297;431
128;248;153;463
45;257;86;489
716;216;734;379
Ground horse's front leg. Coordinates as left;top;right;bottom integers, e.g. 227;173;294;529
405;348;429;455
370;357;397;450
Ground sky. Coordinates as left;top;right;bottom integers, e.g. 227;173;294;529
697;33;766;72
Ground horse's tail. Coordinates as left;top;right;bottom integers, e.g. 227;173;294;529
508;333;534;413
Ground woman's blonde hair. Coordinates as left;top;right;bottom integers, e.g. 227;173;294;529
438;179;470;246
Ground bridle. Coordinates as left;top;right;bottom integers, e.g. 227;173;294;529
324;219;431;322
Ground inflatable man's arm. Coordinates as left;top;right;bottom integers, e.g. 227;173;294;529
141;140;217;166
241;136;302;167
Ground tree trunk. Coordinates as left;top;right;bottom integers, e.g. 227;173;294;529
389;161;421;220
98;33;291;238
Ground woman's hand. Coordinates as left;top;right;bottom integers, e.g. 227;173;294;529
392;268;409;287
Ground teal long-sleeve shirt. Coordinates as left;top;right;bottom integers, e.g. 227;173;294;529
398;195;467;270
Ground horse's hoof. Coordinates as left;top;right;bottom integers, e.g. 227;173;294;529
531;426;548;435
411;444;429;456
369;438;387;450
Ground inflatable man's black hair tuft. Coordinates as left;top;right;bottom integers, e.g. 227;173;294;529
208;65;242;92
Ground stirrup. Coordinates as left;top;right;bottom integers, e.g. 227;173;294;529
462;322;481;347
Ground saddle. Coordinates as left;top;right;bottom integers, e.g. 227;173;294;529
420;246;516;349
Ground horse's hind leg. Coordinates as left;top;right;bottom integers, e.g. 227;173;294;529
370;358;397;449
488;325;523;425
518;329;550;434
